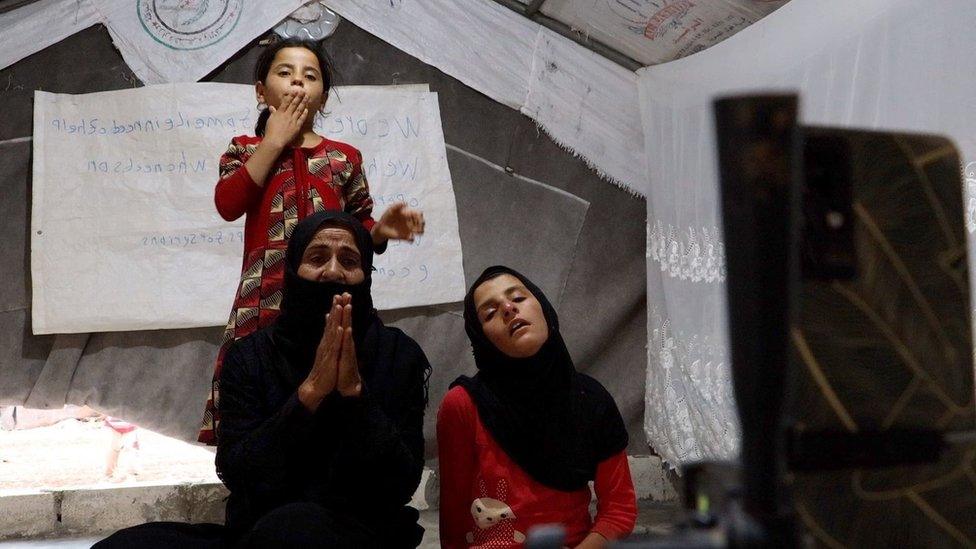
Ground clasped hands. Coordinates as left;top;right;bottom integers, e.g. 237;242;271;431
298;293;362;412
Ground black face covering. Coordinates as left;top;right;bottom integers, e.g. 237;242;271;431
271;211;377;376
452;266;629;492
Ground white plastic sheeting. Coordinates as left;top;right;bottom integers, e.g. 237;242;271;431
91;0;305;85
0;0;101;70
523;29;646;187
1;0;647;193
541;0;787;66
323;0;536;109
323;0;646;194
637;0;976;466
0;0;304;85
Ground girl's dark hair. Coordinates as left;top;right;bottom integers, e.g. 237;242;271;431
253;37;335;136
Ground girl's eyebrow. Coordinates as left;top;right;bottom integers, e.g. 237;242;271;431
272;62;320;77
478;286;522;313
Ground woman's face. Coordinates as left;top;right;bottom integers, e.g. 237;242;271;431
297;224;364;284
256;47;326;115
472;274;549;358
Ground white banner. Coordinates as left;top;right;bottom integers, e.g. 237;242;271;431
31;83;465;334
541;0;787;66
90;0;305;85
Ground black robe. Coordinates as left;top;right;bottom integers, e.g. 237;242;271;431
216;318;429;547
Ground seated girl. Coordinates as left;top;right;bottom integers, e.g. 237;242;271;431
438;266;636;548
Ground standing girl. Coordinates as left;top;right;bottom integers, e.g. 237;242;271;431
438;266;637;548
198;37;424;444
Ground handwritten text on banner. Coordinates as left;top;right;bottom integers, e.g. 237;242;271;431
31;83;465;334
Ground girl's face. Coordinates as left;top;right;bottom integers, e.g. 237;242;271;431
256;47;326;116
473;274;549;358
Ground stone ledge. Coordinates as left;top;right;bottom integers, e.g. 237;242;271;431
0;490;58;539
0;482;228;541
0;455;677;541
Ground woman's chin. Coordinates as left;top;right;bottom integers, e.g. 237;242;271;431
503;337;545;359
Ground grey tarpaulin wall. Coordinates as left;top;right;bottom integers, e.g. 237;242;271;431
0;20;648;457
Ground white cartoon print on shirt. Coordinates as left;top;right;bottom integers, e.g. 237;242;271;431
466;477;526;547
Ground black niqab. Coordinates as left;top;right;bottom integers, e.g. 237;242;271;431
271;210;377;378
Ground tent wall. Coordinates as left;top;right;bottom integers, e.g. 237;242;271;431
0;20;649;455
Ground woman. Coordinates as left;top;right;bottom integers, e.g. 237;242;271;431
96;211;429;548
438;266;636;548
216;210;430;547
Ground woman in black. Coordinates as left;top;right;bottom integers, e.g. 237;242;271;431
217;209;430;548
96;210;430;548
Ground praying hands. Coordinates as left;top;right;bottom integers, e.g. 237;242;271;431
298;292;362;412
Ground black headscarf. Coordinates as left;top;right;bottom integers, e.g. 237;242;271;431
451;266;629;492
271;210;378;375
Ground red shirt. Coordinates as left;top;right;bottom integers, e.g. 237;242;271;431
214;135;377;261
437;386;637;548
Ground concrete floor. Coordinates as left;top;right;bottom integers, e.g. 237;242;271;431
0;510;441;548
0;502;678;548
0;485;678;547
0;421;677;547
0;540;101;548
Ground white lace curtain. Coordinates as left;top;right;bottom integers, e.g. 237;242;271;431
637;0;976;467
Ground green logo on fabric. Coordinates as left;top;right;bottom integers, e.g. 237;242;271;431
138;0;243;51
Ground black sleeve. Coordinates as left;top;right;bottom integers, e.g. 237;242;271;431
328;337;429;507
215;342;318;496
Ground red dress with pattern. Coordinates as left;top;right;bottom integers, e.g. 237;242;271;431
437;386;638;548
197;135;377;444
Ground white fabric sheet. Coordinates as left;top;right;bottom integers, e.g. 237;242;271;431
323;0;537;110
325;0;647;194
0;0;101;70
522;28;645;192
88;0;305;85
2;0;648;194
638;0;976;466
31;83;465;334
541;0;787;66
